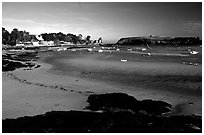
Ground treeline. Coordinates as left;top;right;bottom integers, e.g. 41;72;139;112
41;33;92;45
2;27;102;46
117;36;202;46
2;27;37;46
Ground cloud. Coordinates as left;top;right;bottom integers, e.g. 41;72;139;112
3;18;35;24
2;17;113;41
2;17;96;35
3;18;69;29
184;22;202;34
3;18;69;33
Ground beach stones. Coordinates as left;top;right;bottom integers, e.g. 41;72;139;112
86;93;172;116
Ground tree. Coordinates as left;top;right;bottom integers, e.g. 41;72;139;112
2;27;10;45
66;33;78;44
86;35;91;45
77;34;83;44
9;28;20;45
64;35;72;42
78;34;82;40
23;31;31;42
3;27;95;46
57;32;65;41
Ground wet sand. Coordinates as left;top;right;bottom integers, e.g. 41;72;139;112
2;46;202;119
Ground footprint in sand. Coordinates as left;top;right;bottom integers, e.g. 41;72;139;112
39;84;44;86
7;73;74;93
59;87;67;91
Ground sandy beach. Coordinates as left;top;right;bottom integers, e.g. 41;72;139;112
2;46;202;119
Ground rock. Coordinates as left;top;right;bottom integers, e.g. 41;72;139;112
2;52;38;72
2;93;202;133
139;99;172;115
86;93;172;116
86;93;140;112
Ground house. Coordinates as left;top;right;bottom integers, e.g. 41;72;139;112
32;35;44;46
44;41;54;46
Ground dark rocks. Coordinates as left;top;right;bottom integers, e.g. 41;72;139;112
2;93;202;133
2;59;35;72
3;52;39;62
139;99;172;116
2;110;201;133
2;52;39;72
3;111;102;133
86;93;172;116
86;93;140;112
35;65;41;68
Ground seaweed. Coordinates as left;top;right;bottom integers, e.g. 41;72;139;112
2;93;201;133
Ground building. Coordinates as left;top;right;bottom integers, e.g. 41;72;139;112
32;35;44;46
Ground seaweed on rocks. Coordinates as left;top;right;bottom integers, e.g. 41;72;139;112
2;52;40;72
86;93;140;113
2;59;35;72
139;99;172;116
2;93;202;133
86;93;172;116
3;52;39;62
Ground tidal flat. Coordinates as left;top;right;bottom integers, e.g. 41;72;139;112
2;46;202;132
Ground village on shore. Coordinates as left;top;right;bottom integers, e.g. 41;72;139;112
2;27;202;133
3;27;202;49
2;27;201;66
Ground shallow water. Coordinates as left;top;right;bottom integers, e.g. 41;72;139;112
3;47;202;119
43;50;202;96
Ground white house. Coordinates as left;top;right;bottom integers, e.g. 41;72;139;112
32;35;44;46
44;41;54;46
36;35;44;41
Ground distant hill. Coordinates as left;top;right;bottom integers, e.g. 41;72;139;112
116;36;201;46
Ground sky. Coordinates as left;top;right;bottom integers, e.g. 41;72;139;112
2;2;202;43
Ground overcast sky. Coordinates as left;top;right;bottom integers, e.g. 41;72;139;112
2;2;202;43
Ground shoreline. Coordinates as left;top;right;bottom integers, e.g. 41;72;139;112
3;48;202;119
36;49;203;116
